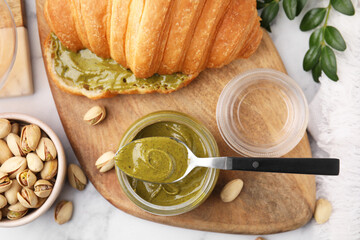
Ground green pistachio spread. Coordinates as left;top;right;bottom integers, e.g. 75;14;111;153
115;137;189;183
50;34;188;92
120;122;208;206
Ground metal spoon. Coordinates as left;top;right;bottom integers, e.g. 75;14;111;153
170;138;340;183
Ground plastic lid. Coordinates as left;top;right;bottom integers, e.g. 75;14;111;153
216;68;309;157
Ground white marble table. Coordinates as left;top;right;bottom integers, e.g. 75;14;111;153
0;1;320;239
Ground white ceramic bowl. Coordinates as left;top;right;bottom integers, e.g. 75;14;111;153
0;113;66;227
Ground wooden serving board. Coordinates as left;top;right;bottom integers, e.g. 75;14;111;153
36;0;315;234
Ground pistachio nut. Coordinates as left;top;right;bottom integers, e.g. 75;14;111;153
26;153;44;173
34;196;47;208
20;124;41;153
0;139;13;165
16;169;37;188
40;159;58;180
34;179;53;198
6;133;25;157
11;123;20;135
0;171;12;193
54;200;73;224
68;164;87;191
5;180;21;205
0;157;27;179
36;137;57;161
83;105;106;126
0;119;11;139
17;187;38;208
95;151;115;173
0;194;7;209
7;202;28;220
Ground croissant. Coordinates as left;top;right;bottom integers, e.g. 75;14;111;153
44;0;262;98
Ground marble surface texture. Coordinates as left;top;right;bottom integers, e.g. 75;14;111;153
0;1;322;239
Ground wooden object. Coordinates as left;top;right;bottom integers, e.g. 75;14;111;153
0;0;33;98
36;0;315;234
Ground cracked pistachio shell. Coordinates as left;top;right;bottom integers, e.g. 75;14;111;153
5;180;21;205
0;171;12;193
36;137;57;161
0;119;11;139
67;164;87;191
26;153;44;173
95;151;115;173
34;179;53;198
0;194;7;208
40;160;57;180
16;169;37;188
10;123;20;135
20;124;41;153
0;139;13;165
55;200;73;224
0;157;27;179
7;202;28;220
83;106;106;126
17;187;38;208
6;133;25;157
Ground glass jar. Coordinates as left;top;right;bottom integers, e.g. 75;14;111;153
116;111;219;216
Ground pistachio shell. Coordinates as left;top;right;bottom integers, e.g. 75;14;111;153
10;123;20;135
17;187;38;208
34;179;53;198
0;194;7;208
0;157;27;179
20;124;41;153
0;119;11;139
26;153;44;173
5;180;21;205
0;139;13;165
67;164;87;191
54;200;73;224
16;169;37;188
7;202;28;220
36;137;57;161
83;106;106;125
6;133;25;157
40;160;58;180
95;151;115;173
0;171;12;193
34;196;47;208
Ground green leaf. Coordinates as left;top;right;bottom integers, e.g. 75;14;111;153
300;8;327;31
324;26;346;51
331;0;355;16
296;0;308;16
303;46;321;71
309;28;323;48
260;1;279;31
257;0;265;9
283;0;297;20
321;46;339;81
312;61;322;83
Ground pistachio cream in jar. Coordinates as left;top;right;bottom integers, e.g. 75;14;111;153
116;111;219;216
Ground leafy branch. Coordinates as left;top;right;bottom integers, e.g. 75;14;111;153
257;0;355;82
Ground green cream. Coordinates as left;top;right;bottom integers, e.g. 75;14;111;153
115;137;189;183
121;122;208;206
50;34;188;92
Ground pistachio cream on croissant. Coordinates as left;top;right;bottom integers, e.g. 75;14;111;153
43;0;262;99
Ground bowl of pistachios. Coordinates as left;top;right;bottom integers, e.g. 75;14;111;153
0;113;66;227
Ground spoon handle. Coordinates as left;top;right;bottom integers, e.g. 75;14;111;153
227;157;339;175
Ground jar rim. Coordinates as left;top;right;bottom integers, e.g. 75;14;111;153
216;68;309;157
116;111;219;216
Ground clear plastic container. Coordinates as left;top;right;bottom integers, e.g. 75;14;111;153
116;111;219;216
216;68;308;157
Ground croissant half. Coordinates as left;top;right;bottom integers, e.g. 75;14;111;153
45;0;262;77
